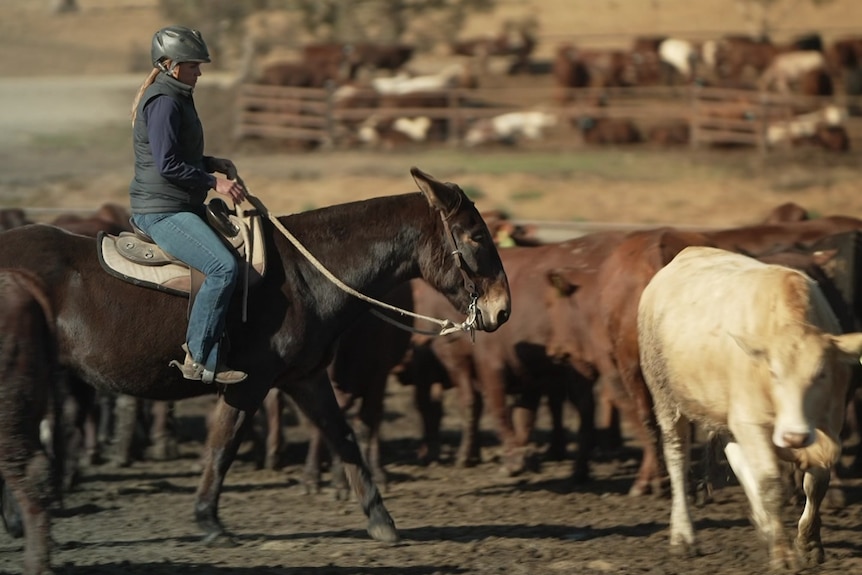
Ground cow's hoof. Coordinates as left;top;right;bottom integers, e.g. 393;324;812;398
416;444;440;466
455;454;479;468
148;438;179;461
628;480;649;497
796;539;825;567
302;470;322;495
500;450;529;476
669;541;699;558
264;450;283;471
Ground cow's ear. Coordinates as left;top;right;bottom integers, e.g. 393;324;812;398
546;268;580;296
729;332;768;360
411;166;459;213
830;332;862;363
811;248;838;268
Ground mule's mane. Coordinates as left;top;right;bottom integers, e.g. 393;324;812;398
278;192;427;238
269;191;438;297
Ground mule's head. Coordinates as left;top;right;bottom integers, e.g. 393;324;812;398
411;166;511;332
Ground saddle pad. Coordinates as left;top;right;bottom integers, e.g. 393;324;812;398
96;210;266;296
98;233;191;296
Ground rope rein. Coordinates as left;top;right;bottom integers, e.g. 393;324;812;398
242;192;477;338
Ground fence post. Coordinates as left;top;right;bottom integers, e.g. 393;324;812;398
447;88;460;146
324;80;336;150
757;90;768;155
689;84;700;150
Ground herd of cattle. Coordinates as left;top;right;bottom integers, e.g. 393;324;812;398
248;29;862;150
3;195;862;571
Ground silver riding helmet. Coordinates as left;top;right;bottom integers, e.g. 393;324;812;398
151;25;211;71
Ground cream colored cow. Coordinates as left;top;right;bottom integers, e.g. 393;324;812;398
637;246;862;571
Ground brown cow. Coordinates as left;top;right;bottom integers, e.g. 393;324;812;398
646;122;690;146
762;201;810;224
712;35;783;81
828;36;862;70
258;60;336;87
301;42;350;81
553;42;658;103
400;233;627;480
0;208;32;232
346;43;415;79
575;117;642;145
451;27;536;74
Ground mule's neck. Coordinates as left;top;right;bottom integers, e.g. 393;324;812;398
278;192;439;310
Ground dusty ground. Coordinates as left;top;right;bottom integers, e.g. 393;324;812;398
3;2;862;574
2;388;862;575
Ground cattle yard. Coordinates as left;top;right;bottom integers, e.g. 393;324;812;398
235;80;862;151
236;24;862;153
6;3;862;575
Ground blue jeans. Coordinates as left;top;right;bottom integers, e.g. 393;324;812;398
132;210;239;372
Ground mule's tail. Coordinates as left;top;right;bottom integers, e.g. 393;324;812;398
0;268;65;511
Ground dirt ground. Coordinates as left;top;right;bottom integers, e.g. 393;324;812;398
2;388;862;575
4;2;862;574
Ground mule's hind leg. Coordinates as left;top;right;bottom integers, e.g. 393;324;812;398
0;269;58;574
287;371;398;543
193;392;261;546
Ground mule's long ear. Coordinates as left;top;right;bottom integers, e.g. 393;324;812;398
411;166;459;213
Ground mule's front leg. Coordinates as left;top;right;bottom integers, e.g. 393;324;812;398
288;372;398;543
194;396;256;546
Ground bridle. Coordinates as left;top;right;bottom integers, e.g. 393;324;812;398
439;192;479;301
243;191;480;339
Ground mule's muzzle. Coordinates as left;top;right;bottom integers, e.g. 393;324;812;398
475;294;511;332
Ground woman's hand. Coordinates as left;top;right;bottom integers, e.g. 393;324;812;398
214;175;247;205
209;157;238;179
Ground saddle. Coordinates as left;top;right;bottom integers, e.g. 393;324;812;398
97;199;266;301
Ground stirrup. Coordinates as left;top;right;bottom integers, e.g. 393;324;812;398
168;344;247;385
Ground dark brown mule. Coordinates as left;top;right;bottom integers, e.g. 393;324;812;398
0;167;511;575
0;269;62;575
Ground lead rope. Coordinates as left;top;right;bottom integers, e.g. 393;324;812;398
240;190;477;338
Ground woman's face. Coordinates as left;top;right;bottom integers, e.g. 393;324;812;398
173;62;202;88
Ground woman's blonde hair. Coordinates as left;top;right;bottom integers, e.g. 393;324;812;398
130;60;172;126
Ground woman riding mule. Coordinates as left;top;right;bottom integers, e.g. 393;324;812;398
0;165;510;574
129;25;247;384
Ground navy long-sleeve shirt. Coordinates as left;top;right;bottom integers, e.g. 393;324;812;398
143;95;217;192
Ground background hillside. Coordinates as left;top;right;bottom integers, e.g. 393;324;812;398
4;0;862;77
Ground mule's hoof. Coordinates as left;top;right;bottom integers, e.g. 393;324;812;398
367;507;399;543
368;521;399;544
202;530;239;547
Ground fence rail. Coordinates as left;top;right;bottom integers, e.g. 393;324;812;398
234;82;862;152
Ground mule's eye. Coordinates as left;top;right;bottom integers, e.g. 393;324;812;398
471;232;486;243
